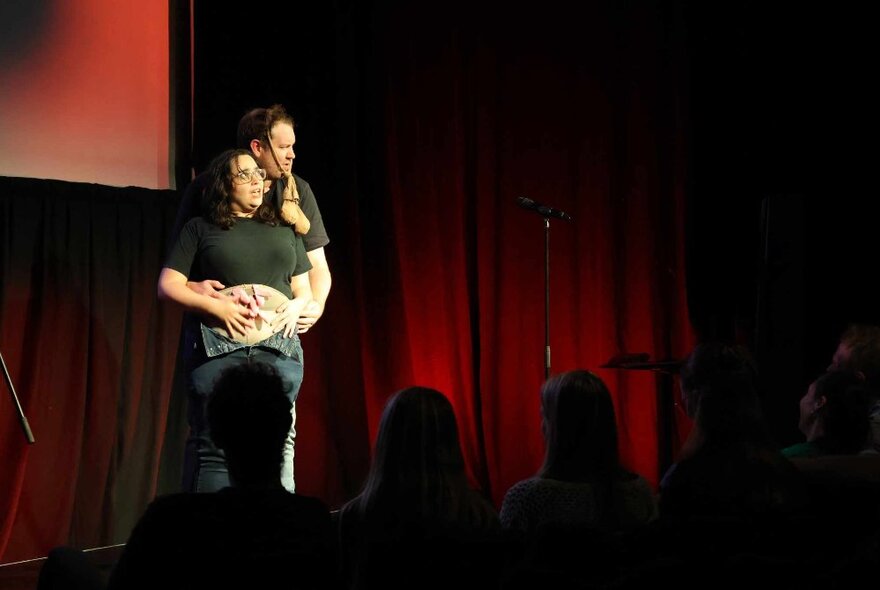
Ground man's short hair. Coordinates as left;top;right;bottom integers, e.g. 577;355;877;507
236;104;295;150
208;362;293;470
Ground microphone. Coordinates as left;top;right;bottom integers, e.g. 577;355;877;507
516;197;573;221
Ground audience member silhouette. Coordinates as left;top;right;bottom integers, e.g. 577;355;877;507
500;370;657;533
39;362;333;590
782;331;880;584
827;323;880;452
336;386;502;590
782;370;873;458
499;370;657;588
657;342;810;553
605;343;817;588
109;362;333;590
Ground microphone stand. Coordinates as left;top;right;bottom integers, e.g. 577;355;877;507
517;197;571;380
1;350;35;443
543;218;551;380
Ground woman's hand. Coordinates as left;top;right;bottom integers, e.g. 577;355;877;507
271;299;305;339
209;297;255;338
158;269;254;337
273;271;313;338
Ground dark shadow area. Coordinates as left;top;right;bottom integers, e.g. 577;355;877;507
0;1;52;66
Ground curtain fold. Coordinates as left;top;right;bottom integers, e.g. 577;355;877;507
0;178;182;561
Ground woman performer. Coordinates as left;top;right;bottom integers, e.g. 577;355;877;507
158;148;312;493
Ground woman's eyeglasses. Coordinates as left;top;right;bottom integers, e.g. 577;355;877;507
231;168;267;184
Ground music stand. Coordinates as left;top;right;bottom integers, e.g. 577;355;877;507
600;353;682;475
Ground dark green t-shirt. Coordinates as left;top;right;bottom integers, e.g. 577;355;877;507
165;217;312;296
781;441;823;458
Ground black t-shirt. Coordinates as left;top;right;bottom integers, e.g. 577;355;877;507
166;217;312;296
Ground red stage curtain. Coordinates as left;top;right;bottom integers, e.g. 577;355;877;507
347;3;694;506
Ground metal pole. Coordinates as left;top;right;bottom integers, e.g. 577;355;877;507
544;217;551;380
1;351;35;443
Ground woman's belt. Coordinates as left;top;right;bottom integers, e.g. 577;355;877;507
204;284;290;345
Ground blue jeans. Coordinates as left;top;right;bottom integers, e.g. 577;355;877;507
182;338;304;493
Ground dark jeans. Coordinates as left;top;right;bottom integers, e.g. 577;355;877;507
182;339;304;493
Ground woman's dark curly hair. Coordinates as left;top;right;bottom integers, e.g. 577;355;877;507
201;148;279;229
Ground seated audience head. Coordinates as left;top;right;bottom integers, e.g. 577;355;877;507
208;361;293;486
798;370;872;454
829;323;880;386
341;388;500;590
678;342;768;449
538;370;621;481
662;343;811;530
352;386;493;526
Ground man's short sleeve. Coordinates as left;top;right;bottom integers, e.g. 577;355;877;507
293;175;330;252
292;234;313;277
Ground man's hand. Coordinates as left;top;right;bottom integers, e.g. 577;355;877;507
295;300;324;335
187;280;225;298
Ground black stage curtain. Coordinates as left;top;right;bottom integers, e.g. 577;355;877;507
0;177;182;560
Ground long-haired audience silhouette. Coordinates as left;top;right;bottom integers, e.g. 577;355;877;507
502;370;657;532
337;386;503;590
